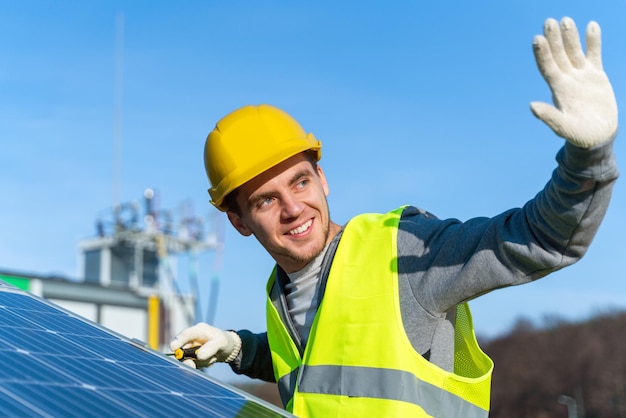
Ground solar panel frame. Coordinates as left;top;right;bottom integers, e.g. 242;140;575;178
0;281;293;418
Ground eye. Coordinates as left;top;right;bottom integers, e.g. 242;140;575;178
296;178;309;189
258;196;274;208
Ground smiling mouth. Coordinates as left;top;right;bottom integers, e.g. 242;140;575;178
288;219;313;235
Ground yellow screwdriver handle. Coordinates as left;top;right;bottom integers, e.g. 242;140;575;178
174;346;201;360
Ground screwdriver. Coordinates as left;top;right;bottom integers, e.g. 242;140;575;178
167;346;202;361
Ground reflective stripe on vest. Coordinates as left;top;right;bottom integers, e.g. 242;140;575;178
297;364;488;418
266;207;493;417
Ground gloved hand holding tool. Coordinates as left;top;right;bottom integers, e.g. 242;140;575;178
531;17;617;148
169;322;242;369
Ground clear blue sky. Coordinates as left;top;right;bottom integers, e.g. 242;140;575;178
1;2;625;382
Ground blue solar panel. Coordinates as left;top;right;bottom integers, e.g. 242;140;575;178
0;283;292;417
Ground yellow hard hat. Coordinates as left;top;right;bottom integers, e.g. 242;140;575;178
204;104;322;211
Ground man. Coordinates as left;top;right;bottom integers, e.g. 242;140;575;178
170;17;618;417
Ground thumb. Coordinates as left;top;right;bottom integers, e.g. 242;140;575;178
530;101;566;134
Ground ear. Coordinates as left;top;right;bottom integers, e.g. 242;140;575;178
317;165;330;197
227;211;253;237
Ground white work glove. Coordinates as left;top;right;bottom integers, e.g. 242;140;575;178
169;322;242;369
530;17;618;148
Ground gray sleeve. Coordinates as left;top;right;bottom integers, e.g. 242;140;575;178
399;140;619;316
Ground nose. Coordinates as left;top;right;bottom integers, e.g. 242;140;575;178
281;192;304;219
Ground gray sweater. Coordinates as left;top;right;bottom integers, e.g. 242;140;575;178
232;140;619;382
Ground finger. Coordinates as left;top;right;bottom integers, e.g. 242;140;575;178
182;359;197;369
169;323;210;350
195;358;218;369
533;35;561;84
585;21;603;70
543;18;570;73
169;335;184;351
170;334;202;351
560;17;585;69
197;334;226;361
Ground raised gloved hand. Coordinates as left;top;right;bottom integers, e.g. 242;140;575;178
169;322;242;369
530;17;618;148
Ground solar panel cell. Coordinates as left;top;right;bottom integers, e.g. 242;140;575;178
0;286;292;418
8;383;144;416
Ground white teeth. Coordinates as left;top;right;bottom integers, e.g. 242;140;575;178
289;220;312;235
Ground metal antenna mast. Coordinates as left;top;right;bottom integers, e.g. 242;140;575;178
113;12;124;207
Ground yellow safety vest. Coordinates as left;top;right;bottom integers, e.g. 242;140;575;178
266;208;494;417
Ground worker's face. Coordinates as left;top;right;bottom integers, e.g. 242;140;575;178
227;153;339;273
